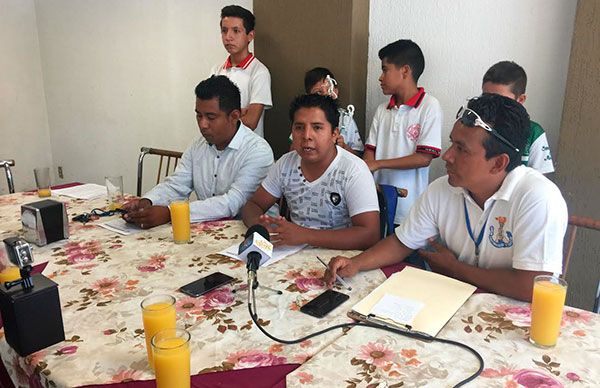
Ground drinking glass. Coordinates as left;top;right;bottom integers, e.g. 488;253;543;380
34;167;51;197
141;294;177;366
151;328;191;388
529;275;567;348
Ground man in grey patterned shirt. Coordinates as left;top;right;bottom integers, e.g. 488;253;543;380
124;76;273;229
242;94;379;250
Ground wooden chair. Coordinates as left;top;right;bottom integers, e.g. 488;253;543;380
562;215;600;278
0;159;15;194
136;147;183;196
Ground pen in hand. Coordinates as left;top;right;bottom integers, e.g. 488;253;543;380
316;256;352;291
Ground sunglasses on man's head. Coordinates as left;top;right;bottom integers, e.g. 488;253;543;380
455;106;520;153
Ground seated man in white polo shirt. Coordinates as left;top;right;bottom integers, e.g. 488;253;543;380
242;94;380;250
325;94;568;301
124;76;274;228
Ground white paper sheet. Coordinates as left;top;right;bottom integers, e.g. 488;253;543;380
370;294;424;326
98;218;143;236
219;243;306;266
53;183;107;200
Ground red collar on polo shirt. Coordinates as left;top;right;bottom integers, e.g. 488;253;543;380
223;53;255;70
387;87;426;109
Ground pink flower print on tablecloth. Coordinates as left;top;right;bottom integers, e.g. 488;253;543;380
225;349;287;369
202;287;235;310
91;277;120;296
512;370;563;388
562;308;593;325
176;296;205;315
493;304;532;327
110;368;144;383
65;240;102;264
294;277;324;292
357;342;394;367
137;254;168;272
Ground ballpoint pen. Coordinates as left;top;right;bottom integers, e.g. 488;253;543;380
316;256;352;291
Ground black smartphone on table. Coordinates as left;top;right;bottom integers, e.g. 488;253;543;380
300;289;350;318
179;272;235;297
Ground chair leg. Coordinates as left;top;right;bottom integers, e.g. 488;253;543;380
562;226;578;279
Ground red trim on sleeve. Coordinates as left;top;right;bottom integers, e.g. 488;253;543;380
365;144;376;151
416;145;441;158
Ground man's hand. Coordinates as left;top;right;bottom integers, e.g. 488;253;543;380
365;159;380;172
122;198;152;213
324;256;360;288
418;238;460;277
124;202;171;229
259;214;306;246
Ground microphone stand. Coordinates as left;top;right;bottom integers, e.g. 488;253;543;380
238;255;283;296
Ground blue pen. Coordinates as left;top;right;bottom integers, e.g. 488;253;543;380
316;256;352;291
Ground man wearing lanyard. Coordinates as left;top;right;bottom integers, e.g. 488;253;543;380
326;93;567;302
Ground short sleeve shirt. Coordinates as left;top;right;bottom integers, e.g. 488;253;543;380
523;120;554;174
395;166;568;273
211;54;272;137
261;147;379;229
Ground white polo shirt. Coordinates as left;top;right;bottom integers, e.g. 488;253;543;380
395;166;568;273
261;147;379;230
365;88;442;224
211;53;272;137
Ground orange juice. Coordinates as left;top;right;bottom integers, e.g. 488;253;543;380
0;267;21;283
152;333;191;388
141;297;176;366
530;276;567;347
37;188;51;197
108;202;123;211
169;201;190;244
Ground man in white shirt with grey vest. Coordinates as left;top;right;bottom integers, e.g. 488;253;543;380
124;76;273;228
326;94;567;302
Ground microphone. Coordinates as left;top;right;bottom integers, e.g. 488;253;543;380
238;225;273;273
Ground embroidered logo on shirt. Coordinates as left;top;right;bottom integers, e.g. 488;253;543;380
330;192;341;206
489;216;513;248
406;123;421;142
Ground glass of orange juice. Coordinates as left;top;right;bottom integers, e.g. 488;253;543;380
529;275;567;348
151;328;191;388
34;167;52;197
169;200;190;244
141;294;177;367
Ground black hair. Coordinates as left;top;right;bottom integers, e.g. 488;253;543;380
304;67;335;93
482;61;528;96
194;75;241;114
289;94;340;131
378;39;425;82
221;5;255;33
466;93;530;172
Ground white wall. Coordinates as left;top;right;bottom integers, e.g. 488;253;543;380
34;0;252;195
367;0;577;181
0;0;53;194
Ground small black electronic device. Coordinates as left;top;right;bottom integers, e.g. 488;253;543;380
179;272;234;297
300;289;350;318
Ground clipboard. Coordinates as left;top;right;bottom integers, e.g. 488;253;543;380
348;267;476;337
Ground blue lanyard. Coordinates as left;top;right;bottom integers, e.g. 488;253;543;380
463;198;494;263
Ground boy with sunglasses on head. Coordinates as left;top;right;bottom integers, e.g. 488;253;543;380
242;94;380;250
326;94;568;302
365;39;442;225
290;67;364;156
482;61;554;174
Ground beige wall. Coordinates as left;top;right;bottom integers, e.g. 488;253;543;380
254;0;369;157
0;0;53;194
555;0;600;311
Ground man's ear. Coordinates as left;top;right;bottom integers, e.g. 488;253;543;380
247;30;255;43
229;109;241;122
490;153;510;174
333;126;340;142
402;64;412;80
516;93;527;105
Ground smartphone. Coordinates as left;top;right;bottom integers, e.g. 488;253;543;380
179;272;235;297
300;289;350;318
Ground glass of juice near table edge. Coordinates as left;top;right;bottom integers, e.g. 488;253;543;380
169;200;191;244
141;295;177;367
34;167;51;197
529;275;567;348
151;328;191;388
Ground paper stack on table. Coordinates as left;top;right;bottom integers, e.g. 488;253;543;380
98;218;143;236
52;183;107;200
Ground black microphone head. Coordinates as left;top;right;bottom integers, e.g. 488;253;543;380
245;224;270;241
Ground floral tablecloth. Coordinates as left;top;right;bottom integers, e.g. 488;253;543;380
0;192;386;387
286;292;599;387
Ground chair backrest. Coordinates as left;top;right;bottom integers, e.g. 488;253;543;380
562;215;600;278
136;147;183;196
0;159;15;194
594;280;600;314
376;184;408;239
